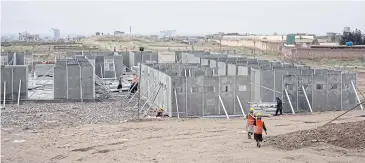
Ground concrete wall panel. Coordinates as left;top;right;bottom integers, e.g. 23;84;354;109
326;73;341;111
312;74;327;112
297;75;313;112
12;66;28;100
341;73;357;110
54;66;67;99
81;66;94;99
203;76;219;115
95;56;104;78
283;75;298;113
67;65;81;99
260;70;275;102
219;76;235;115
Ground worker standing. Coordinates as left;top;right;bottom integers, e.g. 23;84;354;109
130;75;139;94
253;112;267;148
246;108;255;139
275;97;283;116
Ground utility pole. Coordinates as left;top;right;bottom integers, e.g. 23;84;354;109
138;47;144;119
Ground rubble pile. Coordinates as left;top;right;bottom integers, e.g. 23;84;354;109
268;120;365;150
0;93;151;130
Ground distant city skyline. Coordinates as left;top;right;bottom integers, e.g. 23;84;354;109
2;1;365;37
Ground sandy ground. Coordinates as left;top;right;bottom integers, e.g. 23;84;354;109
2;110;365;163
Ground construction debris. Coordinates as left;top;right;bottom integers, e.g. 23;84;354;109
267;120;365;150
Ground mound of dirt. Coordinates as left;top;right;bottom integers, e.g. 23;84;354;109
267;120;365;150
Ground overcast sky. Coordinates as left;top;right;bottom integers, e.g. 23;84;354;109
1;0;365;36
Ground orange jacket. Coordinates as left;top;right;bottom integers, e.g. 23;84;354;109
253;119;267;134
247;113;255;125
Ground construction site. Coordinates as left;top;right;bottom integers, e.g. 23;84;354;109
1;34;365;163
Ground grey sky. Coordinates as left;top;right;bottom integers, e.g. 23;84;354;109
1;1;365;36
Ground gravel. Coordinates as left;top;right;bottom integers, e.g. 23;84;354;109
0;93;150;130
267;120;365;150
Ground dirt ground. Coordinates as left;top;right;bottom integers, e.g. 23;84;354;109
2;109;365;163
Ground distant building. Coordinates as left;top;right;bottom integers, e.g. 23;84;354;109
52;28;60;40
96;32;100;36
18;32;40;41
114;31;125;36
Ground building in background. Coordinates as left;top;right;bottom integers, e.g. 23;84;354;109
114;31;125;36
51;28;60;40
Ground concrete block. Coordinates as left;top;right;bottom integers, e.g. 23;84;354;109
274;69;287;99
237;66;248;75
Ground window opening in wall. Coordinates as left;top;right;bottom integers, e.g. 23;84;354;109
238;85;247;91
191;87;199;93
316;84;324;90
330;84;338;90
225;86;229;92
204;86;215;92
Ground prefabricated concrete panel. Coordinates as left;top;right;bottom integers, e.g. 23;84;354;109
237;66;248;76
312;73;327;112
15;53;25;65
104;71;115;78
172;77;187;117
250;68;261;102
209;60;217;68
235;75;250;114
203;76;219;116
326;73;341;111
54;66;67;99
219;76;235;115
95;56;104;78
286;67;300;75
283;75;298;113
301;68;314;75
186;76;204;116
341;73;357;110
81;66;94;99
7;53;14;65
227;64;236;75
1;66;13;100
122;52;130;69
12;66;28;100
260;70;275;102
297;75;313;112
150;52;159;63
274;69;287;99
67;65;81;99
217;62;226;76
201;59;209;66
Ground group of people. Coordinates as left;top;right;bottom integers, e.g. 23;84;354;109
246;97;283;148
246;108;267;148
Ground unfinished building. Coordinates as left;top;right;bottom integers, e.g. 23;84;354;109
138;52;360;117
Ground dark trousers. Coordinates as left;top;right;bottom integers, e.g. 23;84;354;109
130;83;138;93
275;107;282;115
254;133;263;142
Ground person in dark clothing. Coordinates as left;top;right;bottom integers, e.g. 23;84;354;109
275;97;283;116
